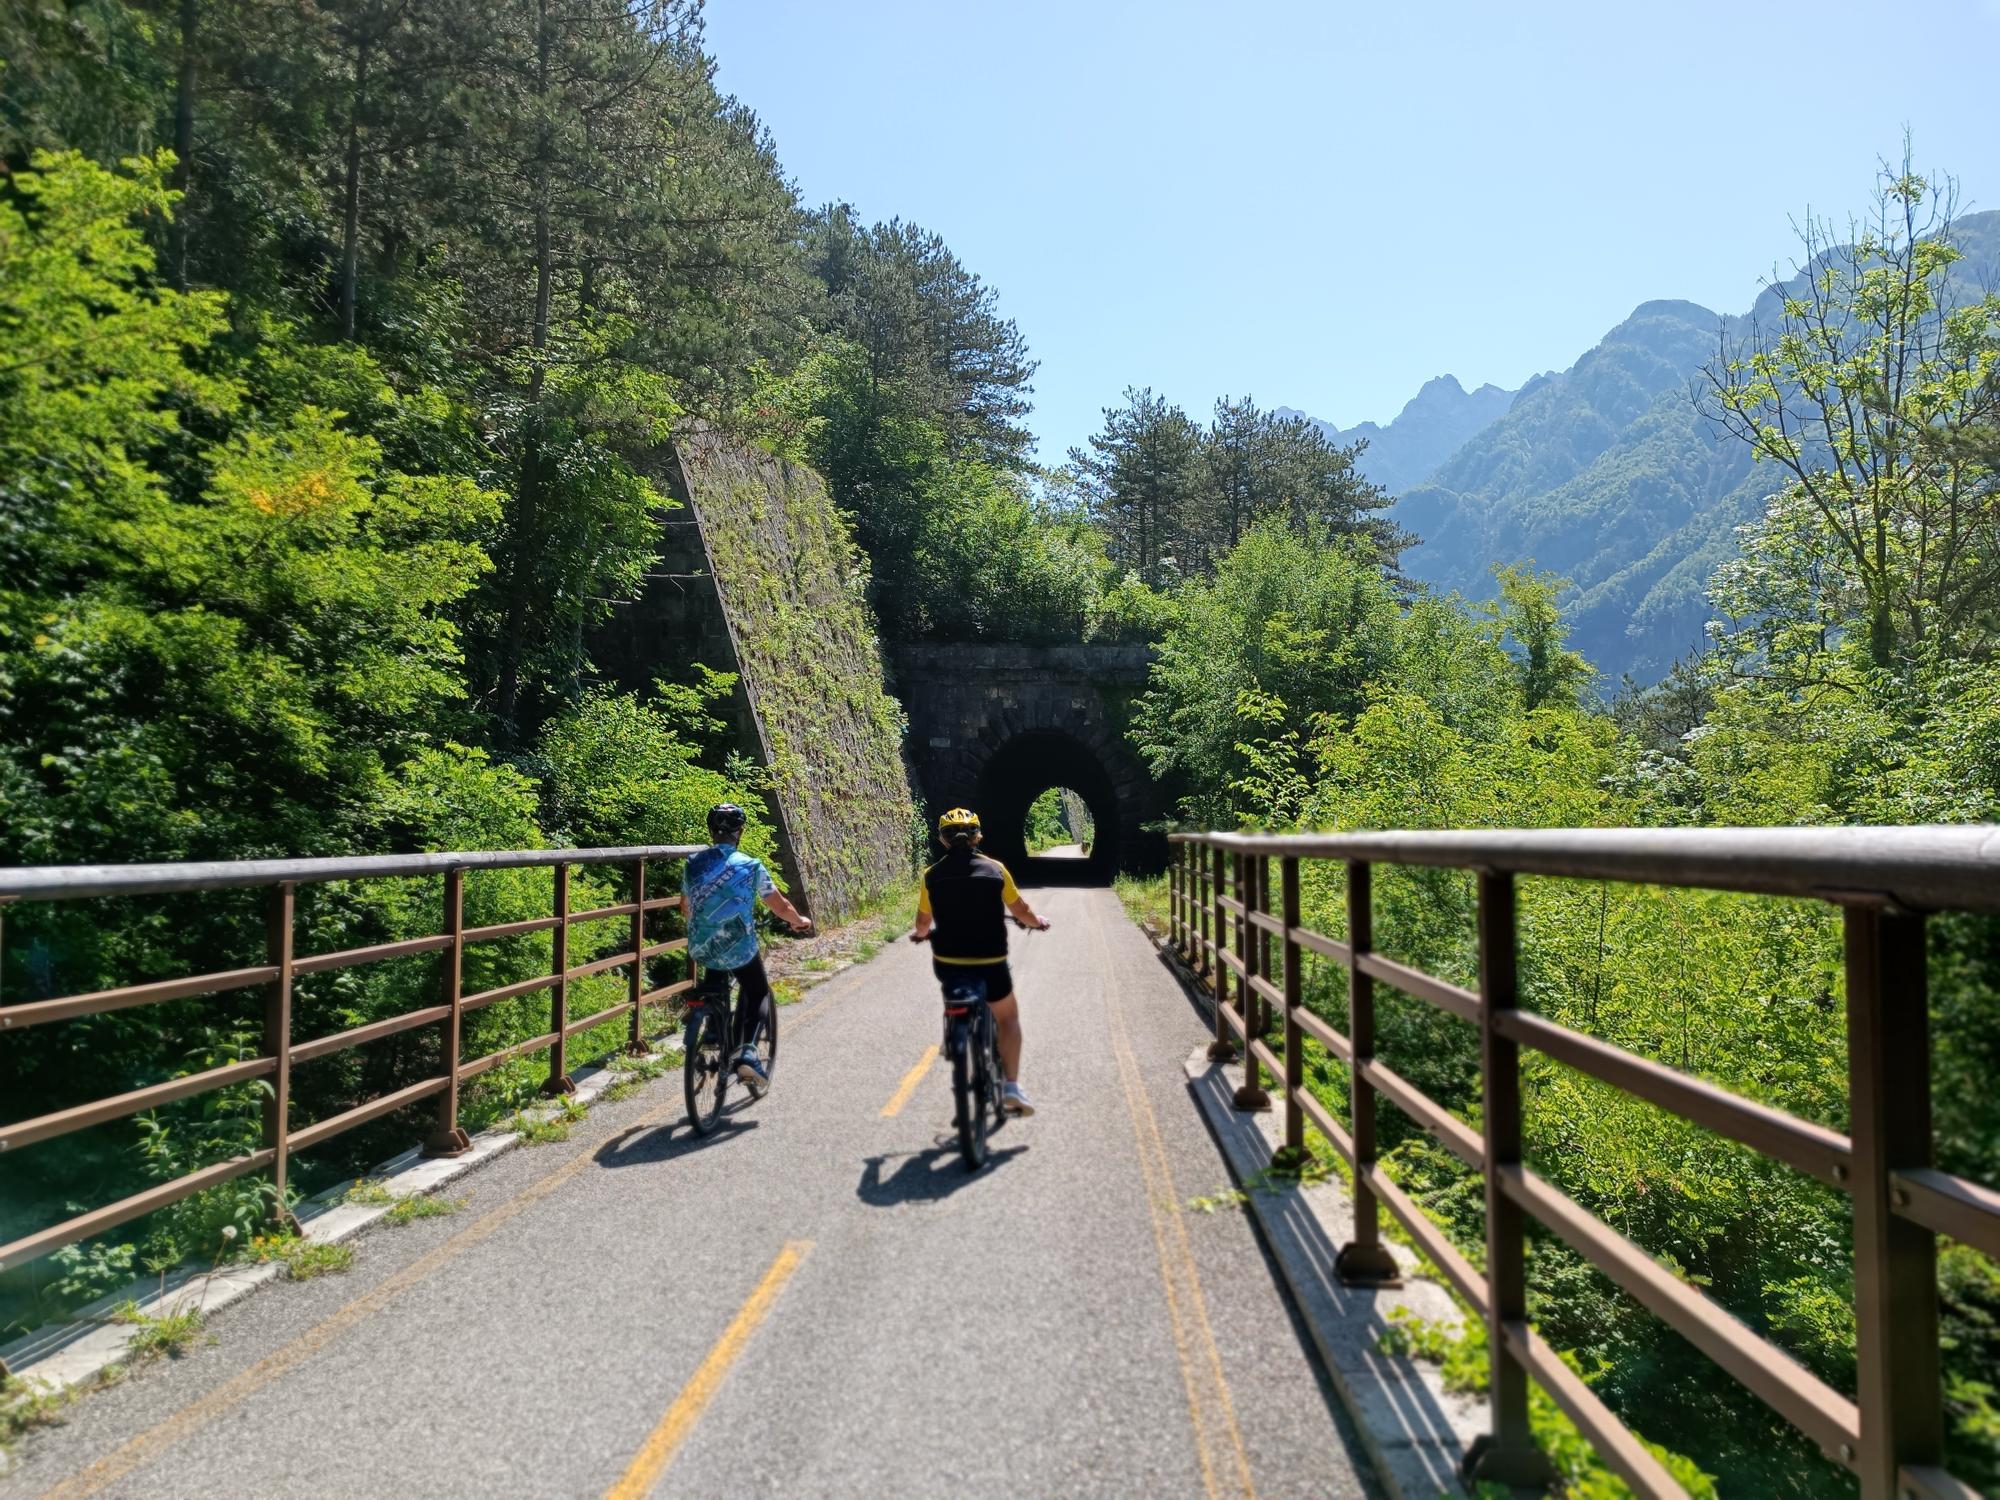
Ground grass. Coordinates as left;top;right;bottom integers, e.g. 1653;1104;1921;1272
385;1194;464;1226
1114;872;1169;935
511;1093;587;1145
342;1178;397;1207
116;1303;210;1360
1;1373;72;1454
244;1234;355;1281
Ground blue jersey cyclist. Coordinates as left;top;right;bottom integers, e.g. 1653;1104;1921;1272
680;803;811;1093
909;807;1050;1116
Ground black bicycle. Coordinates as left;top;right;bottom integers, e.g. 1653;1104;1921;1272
682;974;777;1135
938;969;1005;1169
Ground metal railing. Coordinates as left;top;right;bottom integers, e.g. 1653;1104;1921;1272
0;846;702;1285
1167;825;2000;1500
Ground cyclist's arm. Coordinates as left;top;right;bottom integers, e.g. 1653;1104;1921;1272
909;879;934;942
761;887;812;935
1009;895;1050;931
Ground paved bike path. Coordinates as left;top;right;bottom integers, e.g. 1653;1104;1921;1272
4;888;1373;1499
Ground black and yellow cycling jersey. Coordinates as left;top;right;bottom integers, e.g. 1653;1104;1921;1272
918;846;1018;965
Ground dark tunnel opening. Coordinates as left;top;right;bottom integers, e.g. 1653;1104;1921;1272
975;730;1120;886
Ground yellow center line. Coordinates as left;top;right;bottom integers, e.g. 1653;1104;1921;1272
879;1044;939;1117
603;1241;811;1500
1093;913;1257;1500
35;972;878;1500
41;1094;685;1500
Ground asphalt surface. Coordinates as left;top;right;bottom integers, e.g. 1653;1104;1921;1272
4;887;1375;1499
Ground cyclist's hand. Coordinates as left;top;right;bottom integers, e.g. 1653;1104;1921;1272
1036;917;1053;932
790;918;813;936
908;929;928;944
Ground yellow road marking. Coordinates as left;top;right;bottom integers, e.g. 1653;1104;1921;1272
1093;915;1257;1500
603;1241;811;1500
37;972;870;1498
41;1096;684;1500
879;1044;939;1117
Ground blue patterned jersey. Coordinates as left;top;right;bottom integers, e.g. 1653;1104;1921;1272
684;843;776;971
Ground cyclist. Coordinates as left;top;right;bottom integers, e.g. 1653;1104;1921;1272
680;803;811;1094
908;808;1050;1116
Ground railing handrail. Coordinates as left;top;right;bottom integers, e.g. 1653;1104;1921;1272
1165;825;1998;1500
1168;824;2000;912
0;845;707;903
0;845;701;1293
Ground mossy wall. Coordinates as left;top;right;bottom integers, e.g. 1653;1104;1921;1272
600;426;915;923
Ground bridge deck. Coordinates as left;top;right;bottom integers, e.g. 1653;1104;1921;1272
3;889;1372;1499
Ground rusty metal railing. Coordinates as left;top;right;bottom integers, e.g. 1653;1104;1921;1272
0;846;701;1283
1167;825;2000;1500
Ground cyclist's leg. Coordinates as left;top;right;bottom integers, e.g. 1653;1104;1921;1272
985;961;1022;1082
730;952;771;1053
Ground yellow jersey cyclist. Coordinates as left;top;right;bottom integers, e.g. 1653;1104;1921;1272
908;807;1050;1116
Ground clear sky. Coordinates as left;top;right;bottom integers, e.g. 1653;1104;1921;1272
704;0;2000;464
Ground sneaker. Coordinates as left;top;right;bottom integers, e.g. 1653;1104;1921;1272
735;1048;769;1096
1002;1083;1034;1117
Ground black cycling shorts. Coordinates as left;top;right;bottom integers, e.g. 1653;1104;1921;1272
695;954;770;1049
933;960;1012;1005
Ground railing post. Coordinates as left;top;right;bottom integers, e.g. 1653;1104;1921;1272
1846;900;1942;1498
543;863;575;1097
1277;855;1308;1167
424;866;470;1158
1196;845;1210;975
1466;869;1551;1488
264;882;297;1228
626;857;650;1055
1170;845;1182;955
1206;844;1233;1060
1337;860;1398;1285
1235;854;1271;1111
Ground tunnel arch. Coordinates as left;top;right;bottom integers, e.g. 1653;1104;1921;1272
891;644;1170;885
976;730;1121;884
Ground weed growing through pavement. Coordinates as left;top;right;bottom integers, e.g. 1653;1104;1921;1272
385;1195;464;1227
245;1234;353;1280
342;1179;396;1207
1186;1187;1249;1214
115;1302;210;1360
511;1094;586;1145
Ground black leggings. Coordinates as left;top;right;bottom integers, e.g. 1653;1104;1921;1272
697;954;770;1050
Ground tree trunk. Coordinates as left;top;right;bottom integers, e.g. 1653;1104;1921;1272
171;0;199;290
338;36;371;342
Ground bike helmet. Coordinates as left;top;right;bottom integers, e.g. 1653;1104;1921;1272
937;807;981;843
707;802;748;842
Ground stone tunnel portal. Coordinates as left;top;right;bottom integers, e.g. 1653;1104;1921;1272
891;644;1169;888
976;730;1122;885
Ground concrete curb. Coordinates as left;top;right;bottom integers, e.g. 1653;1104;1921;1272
0;926;882;1409
1149;935;1481;1499
0;1041;677;1399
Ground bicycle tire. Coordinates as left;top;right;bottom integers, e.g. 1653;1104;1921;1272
951;1019;987;1170
683;1005;728;1134
756;992;778;1082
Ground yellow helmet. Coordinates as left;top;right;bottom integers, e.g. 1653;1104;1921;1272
937;807;981;839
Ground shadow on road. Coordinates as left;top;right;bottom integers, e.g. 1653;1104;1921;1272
594;1111;760;1168
857;1142;1028;1205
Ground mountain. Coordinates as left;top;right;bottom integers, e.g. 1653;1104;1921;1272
1333;210;2000;687
1278;374;1517;496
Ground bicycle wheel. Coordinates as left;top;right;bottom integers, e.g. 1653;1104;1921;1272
982;1013;1005;1132
683;1006;728;1134
754;992;778;1082
951;1019;987;1170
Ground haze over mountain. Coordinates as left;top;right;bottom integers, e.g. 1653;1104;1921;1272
1278;374;1519;496
1289;209;2000;687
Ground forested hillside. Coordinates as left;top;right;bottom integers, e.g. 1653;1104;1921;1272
1331;212;2000;684
1125;165;2000;1494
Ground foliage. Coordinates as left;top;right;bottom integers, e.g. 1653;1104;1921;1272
1700;155;2000;672
244;1234;353;1280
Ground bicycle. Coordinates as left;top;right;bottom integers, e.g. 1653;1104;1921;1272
913;921;1040;1170
682;971;777;1135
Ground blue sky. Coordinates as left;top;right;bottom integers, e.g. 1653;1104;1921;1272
705;0;2000;465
